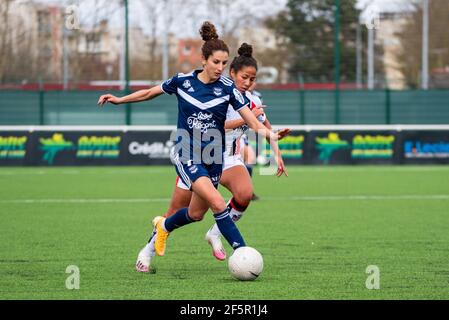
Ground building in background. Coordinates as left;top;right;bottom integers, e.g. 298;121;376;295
238;25;287;84
177;39;202;73
376;12;409;89
2;2;64;84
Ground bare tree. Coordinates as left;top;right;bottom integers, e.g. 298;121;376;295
136;0;200;79
0;0;13;83
138;0;161;78
396;0;449;88
66;0;121;82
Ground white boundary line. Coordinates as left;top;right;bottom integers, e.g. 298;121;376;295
0;125;176;132
1;125;449;132
2;194;448;204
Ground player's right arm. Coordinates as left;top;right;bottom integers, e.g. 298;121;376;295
98;74;179;107
97;86;164;106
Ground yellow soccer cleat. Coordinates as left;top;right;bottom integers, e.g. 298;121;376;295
152;216;169;256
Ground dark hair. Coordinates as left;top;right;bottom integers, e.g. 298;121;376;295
199;21;229;60
230;43;258;72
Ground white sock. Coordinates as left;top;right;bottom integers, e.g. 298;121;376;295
208;222;222;238
229;207;244;222
141;231;156;259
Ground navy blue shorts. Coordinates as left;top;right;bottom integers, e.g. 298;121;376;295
172;155;222;191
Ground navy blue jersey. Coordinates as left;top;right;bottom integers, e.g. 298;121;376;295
161;70;249;164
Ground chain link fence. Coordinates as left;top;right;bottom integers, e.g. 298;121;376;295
0;0;448;125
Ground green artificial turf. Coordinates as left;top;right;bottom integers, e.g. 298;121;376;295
1;166;448;299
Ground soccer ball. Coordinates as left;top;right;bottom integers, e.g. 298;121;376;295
228;246;264;281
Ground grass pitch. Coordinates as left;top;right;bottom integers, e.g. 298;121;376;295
0;165;448;300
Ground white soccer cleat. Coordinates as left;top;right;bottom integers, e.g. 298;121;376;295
135;247;153;273
205;229;227;261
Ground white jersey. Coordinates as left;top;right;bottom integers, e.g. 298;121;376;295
224;91;266;157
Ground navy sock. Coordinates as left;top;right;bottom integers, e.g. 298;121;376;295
164;207;194;232
246;164;253;177
214;209;246;250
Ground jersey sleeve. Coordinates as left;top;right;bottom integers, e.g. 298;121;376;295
229;84;249;112
160;74;179;95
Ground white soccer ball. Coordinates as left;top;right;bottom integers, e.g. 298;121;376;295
228;246;264;281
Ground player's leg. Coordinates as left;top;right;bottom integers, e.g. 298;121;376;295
153;175;246;256
241;141;259;200
165;177;193;217
221;164;254;214
206;164;253;260
190;176;247;251
136;178;192;273
151;162;210;256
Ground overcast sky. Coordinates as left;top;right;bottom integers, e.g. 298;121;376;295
34;0;417;37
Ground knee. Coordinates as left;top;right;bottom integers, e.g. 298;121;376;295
188;209;206;222
233;189;253;207
209;197;226;214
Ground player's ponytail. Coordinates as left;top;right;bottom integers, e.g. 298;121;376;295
199;21;229;60
230;43;258;73
237;43;253;58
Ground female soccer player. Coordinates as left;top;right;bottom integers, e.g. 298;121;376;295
97;22;286;273
239;81;286;201
135;43;290;273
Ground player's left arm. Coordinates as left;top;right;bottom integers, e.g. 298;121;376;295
238;107;287;177
263;116;291;141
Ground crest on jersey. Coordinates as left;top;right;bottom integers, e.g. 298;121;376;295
233;88;245;104
182;80;191;89
213;87;223;96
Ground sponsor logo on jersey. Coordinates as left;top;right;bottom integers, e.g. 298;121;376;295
187;112;217;133
233;88;245;104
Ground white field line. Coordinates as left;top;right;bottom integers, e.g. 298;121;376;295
0;169;168;176
0;198;171;204
1;194;449;204
263;195;449;201
1;167;449;177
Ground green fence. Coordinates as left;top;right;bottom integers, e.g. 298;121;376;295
0;89;448;125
